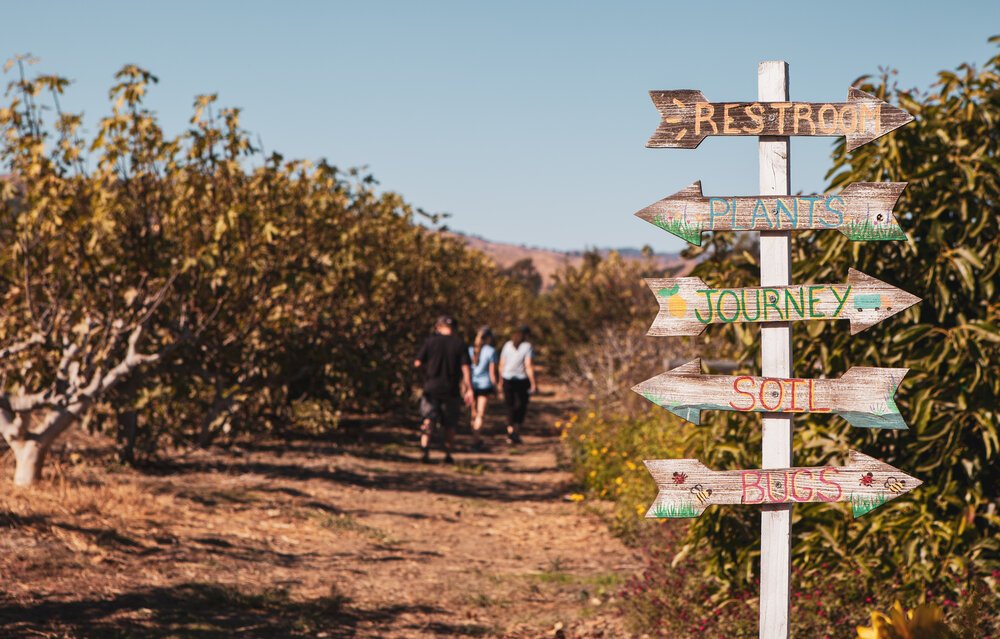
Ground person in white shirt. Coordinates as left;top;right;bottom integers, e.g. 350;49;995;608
497;325;537;445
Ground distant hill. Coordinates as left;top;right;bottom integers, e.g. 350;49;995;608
448;232;694;288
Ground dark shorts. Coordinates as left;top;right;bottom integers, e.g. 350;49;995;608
473;387;495;398
420;395;461;430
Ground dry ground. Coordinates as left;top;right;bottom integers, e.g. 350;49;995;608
0;388;640;638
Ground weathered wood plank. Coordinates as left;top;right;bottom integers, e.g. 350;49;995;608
633;359;910;430
643;450;922;519
634;181;908;246
645;268;920;336
647;87;914;151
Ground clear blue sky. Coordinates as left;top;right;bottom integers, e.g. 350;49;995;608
5;1;999;252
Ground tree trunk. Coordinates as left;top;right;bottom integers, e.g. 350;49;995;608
117;410;138;465
10;438;47;487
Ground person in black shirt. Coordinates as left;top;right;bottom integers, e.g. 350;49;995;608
414;315;473;463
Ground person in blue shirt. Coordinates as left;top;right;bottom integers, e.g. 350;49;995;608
468;326;498;451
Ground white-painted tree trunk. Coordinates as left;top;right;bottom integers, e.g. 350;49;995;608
758;60;793;639
10;438;48;487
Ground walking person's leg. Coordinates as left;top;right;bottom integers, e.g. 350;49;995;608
442;396;460;464
419;396;439;463
472;393;488;449
503;379;517;443
514;380;530;436
506;379;528;444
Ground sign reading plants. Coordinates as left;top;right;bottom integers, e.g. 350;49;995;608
634;181;908;246
629;65;920;637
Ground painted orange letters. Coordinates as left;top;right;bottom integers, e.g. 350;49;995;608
741;471;765;504
694;103;717;135
790;469;814;502
744;103;764;134
816;467;843;502
808;379;832;412
723;104;738;134
729;376;756;411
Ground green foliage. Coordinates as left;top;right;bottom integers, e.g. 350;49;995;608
557;409;686;540
681;44;1000;600
0;59;531;466
536;249;672;373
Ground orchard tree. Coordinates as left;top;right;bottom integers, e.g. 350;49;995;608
0;58;533;482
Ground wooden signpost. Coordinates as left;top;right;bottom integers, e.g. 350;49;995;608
634;359;910;430
631;61;919;638
645;268;920;336
647;87;914;151
634;181;907;245
643;450;922;519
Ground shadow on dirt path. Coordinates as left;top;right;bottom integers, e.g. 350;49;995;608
0;385;638;638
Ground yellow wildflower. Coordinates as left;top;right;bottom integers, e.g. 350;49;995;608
567;493;585;502
856;601;952;639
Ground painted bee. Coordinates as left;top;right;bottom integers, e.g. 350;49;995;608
884;477;906;494
672;472;687;485
690;483;713;505
859;472;875;487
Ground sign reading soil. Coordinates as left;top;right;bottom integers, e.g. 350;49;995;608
633;359;910;430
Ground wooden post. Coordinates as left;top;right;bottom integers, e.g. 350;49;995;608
758;60;792;639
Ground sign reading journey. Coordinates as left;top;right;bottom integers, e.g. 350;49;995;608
646;268;920;336
634;181;907;246
647;87;914;151
643;450;922;519
633;359;910;430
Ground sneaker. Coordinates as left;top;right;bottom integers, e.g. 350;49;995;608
507;432;523;445
444;453;455;465
420;449;431;464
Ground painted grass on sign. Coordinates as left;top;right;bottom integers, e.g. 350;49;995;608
850;492;888;517
652;215;704;245
843;219;906;241
652;502;700;519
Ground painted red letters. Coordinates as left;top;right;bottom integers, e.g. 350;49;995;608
727;376;831;413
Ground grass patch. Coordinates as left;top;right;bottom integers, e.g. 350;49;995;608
453;463;486;476
309;512;397;544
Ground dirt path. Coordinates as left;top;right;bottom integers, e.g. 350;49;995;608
0;388;639;638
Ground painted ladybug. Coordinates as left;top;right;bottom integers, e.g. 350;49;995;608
859;472;875;487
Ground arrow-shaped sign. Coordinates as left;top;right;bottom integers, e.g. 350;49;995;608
644;450;921;519
646;268;920;336
634;181;907;246
647;87;914;151
633;359;909;430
